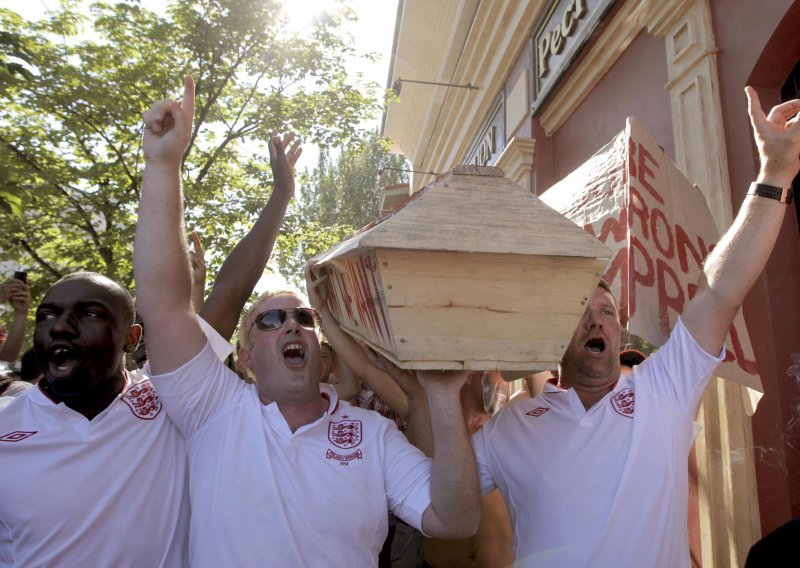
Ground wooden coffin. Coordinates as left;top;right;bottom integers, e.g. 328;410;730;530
309;165;611;371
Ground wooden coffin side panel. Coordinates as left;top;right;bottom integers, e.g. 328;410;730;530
318;251;395;356
378;249;607;370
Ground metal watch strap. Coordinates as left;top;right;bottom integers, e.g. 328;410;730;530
748;182;794;204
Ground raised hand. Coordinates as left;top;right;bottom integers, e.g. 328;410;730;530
269;131;303;196
188;230;207;286
188;230;207;313
1;279;30;315
745;86;800;187
361;344;422;396
142;75;196;165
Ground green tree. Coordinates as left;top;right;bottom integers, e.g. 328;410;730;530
271;206;353;289
299;129;408;230
0;24;34;89
0;20;34;216
0;0;380;309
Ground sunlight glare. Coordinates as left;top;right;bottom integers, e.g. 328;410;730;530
281;0;341;33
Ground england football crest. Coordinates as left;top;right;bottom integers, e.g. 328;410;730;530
610;387;635;418
328;419;362;449
122;380;162;420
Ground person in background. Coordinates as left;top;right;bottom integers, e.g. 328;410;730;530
18;348;42;384
0;275;30;363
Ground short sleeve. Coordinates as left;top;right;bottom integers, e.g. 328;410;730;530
382;424;434;533
150;340;249;438
634;317;724;416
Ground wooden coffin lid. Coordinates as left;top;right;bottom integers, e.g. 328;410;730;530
313;165;609;263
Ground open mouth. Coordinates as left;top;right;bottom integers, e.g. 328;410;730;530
585;337;606;354
283;342;306;367
47;346;80;375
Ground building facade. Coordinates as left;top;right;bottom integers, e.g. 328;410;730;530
382;1;800;564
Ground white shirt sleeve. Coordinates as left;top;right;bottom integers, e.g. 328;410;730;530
150;337;249;439
142;316;233;379
382;424;434;533
634;317;724;416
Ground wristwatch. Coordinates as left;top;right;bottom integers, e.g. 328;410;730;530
748;182;794;204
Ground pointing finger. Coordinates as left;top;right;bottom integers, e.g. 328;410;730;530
189;230;204;257
745;86;767;134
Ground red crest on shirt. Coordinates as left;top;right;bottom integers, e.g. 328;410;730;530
610;387;635;418
122;380;162;420
328;419;362;449
526;407;549;417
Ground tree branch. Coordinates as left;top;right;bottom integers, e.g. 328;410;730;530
13;238;63;280
0;135;104;248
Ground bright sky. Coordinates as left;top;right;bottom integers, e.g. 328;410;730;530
1;0;398;290
1;0;397;139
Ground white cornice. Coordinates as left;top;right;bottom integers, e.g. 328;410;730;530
384;0;547;190
495;137;537;191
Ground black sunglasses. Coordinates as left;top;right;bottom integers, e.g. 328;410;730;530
249;307;320;334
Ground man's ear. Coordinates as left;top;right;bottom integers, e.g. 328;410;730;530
124;324;143;353
238;346;257;382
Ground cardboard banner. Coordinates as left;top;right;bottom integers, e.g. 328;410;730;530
541;117;762;392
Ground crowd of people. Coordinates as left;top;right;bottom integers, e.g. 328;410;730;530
0;75;798;567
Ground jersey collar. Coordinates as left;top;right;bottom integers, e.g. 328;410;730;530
320;382;340;415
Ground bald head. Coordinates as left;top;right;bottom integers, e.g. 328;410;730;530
54;272;136;326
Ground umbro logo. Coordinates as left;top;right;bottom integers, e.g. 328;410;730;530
0;431;38;442
526;407;549;417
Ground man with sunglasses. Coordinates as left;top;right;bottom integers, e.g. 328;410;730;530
134;76;480;566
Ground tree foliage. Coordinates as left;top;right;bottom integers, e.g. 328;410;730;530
0;21;35;217
0;0;381;313
299;129;408;230
272;130;407;288
272;207;354;289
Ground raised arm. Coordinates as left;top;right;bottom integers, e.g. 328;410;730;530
188;230;207;313
0;278;30;362
306;267;409;417
134;76;205;374
418;370;481;539
199;133;302;340
373;354;432;452
682;87;800;355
